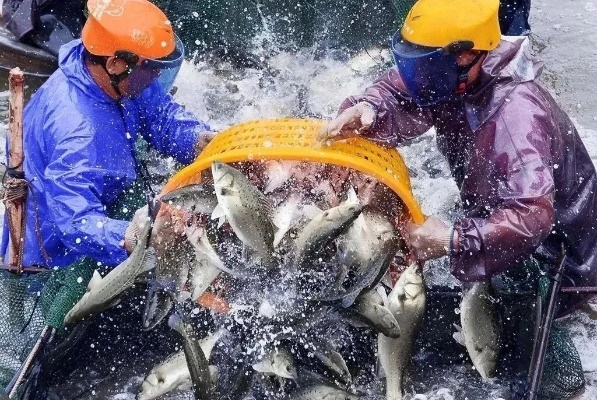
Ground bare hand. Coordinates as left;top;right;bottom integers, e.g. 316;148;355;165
124;205;150;254
317;102;376;144
403;216;451;261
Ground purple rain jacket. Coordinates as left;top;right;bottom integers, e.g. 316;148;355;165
340;37;597;313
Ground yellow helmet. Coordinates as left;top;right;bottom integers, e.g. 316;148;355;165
401;0;501;51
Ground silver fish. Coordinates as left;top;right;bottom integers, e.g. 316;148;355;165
160;183;218;215
312;342;352;385
142;277;174;330
337;206;398;274
64;207;157;325
137;330;222;400
294;202;364;269
252;348;298;380
211;161;276;266
185;224;234;300
348;290;401;338
143;225;194;329
292;384;359;400
169;313;215;399
378;262;426;400
457;282;500;381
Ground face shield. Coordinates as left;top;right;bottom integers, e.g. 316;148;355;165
124;35;185;97
391;32;475;107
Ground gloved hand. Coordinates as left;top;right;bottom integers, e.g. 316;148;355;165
124;205;150;254
317;102;376;143
403;216;452;261
195;131;217;154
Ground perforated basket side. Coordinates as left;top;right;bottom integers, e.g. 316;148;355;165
163;118;424;223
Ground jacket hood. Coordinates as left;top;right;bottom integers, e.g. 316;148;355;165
58;39;114;104
465;36;544;130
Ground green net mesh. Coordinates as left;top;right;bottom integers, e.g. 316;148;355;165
492;256;586;399
0;147;149;390
391;0;416;27
0;270;50;388
540;324;585;399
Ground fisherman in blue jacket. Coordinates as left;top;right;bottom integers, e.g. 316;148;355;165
1;0;211;329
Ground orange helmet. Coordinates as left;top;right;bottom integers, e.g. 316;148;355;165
82;0;175;59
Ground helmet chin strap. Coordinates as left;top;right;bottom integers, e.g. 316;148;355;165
101;61;135;97
455;52;485;95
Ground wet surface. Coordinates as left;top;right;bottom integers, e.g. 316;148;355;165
0;0;596;398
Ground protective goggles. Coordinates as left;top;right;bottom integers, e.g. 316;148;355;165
391;32;476;107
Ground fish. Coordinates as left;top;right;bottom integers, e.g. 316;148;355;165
311;341;352;385
321;236;397;308
160;183;218;215
456;282;500;381
137;330;223;400
272;192;302;247
185;224;234;300
143;227;194;329
169;312;215;400
252;347;298;380
337;206;398;274
378;262;426;400
211;161;276;266
291;384;359;399
293;202;364;269
142;278;174;330
346;290;401;338
63;204;158;325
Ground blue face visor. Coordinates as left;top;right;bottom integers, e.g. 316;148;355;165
391;32;476;107
125;35;185;97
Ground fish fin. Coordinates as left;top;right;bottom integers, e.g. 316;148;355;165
341;290;361;308
252;354;274;374
376;285;389;307
345;187;360;204
211;203;225;221
453;324;465;346
167;312;184;335
211;204;227;228
273;230;285;248
178;290;192;302
87;270;103;290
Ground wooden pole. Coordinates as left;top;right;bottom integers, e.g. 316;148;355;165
6;68;26;272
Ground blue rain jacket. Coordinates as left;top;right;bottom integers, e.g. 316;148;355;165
1;39;210;269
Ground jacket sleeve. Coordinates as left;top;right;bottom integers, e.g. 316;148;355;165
44;120;130;266
340;68;433;147
451;96;556;281
137;82;211;165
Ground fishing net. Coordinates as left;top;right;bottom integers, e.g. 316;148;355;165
493;257;585;399
0;147;151;390
540;324;585;399
391;0;416;26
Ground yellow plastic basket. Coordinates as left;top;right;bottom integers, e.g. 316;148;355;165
162;118;424;223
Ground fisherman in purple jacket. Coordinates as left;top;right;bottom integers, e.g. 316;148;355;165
319;0;594;396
